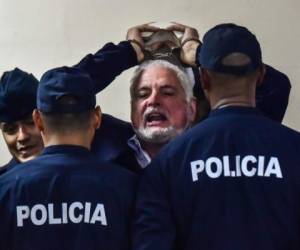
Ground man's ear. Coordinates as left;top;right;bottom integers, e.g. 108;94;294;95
189;97;197;123
93;106;102;129
200;68;210;90
257;64;266;87
32;109;44;132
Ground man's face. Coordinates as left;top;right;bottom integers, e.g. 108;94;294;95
131;66;196;144
0;116;43;163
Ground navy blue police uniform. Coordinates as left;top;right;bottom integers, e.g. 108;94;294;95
0;158;18;175
133;24;300;250
0;68;39;173
0;67;137;250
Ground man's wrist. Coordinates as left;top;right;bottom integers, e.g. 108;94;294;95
180;40;201;66
128;39;145;63
181;38;202;48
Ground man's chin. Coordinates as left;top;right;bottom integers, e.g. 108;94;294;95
16;149;41;163
134;126;179;144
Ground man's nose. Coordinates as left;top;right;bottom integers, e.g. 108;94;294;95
17;125;30;142
147;90;161;106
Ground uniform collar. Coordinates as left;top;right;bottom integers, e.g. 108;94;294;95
209;106;262;118
9;158;19;165
0;158;19;174
42;145;91;156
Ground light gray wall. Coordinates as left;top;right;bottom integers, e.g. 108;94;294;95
0;0;299;165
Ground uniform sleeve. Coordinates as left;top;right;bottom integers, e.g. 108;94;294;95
74;41;138;93
133;160;176;250
256;64;291;122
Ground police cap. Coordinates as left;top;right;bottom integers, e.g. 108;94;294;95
0;68;38;122
198;23;262;75
37;66;96;113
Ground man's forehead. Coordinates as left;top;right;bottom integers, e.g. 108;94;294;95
137;66;181;88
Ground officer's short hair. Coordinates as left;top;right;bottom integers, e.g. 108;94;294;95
41;112;94;134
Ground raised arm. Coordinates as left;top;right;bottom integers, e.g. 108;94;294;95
74;23;160;93
74;41;138;93
256;64;291;122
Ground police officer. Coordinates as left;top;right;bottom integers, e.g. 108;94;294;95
0;67;136;250
133;23;300;250
0;68;44;174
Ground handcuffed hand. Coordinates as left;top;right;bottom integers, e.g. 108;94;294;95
126;23;160;62
166;22;201;66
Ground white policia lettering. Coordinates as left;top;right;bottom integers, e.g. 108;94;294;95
16;202;107;227
190;155;283;181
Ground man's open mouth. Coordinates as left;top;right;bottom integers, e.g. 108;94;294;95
145;112;168;126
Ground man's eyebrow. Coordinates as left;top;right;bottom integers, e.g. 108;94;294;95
160;85;177;90
161;84;176;87
137;86;150;90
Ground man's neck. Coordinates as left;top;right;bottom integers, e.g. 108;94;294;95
42;134;91;150
208;78;257;110
212;99;255;110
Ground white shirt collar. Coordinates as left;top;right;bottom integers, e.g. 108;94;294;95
127;135;151;169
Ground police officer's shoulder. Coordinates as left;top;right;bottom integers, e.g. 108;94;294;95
96;161;138;185
0;161;28;196
252;111;300;137
271;119;300;144
0;157;138;198
13;153;137;185
0;159;31;184
0;152;85;184
0;158;19;175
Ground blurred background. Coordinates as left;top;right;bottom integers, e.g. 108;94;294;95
0;0;299;165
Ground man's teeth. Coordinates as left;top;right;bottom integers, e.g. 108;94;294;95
147;113;166;122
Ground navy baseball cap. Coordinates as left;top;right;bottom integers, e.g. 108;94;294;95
0;68;38;123
37;66;96;113
198;23;262;75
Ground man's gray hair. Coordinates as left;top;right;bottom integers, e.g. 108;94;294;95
130;60;194;102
